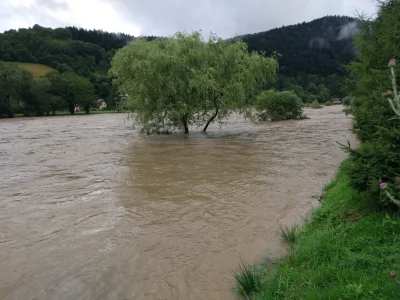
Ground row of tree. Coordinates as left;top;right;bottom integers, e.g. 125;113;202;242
0;62;101;117
0;25;158;105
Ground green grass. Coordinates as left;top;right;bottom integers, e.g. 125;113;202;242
280;225;300;247
17;62;55;79
237;159;400;299
235;258;263;298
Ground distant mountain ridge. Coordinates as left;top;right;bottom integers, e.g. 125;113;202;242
240;16;358;78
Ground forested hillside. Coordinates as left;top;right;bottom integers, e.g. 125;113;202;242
242;16;358;98
0;16;359;118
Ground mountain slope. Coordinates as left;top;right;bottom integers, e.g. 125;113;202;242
241;16;358;78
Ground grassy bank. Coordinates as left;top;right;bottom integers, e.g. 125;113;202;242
236;159;400;299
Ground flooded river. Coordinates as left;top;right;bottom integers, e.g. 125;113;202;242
0;106;356;300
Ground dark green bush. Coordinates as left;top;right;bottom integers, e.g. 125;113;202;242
256;90;303;121
347;137;400;207
342;96;352;106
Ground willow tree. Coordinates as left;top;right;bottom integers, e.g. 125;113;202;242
110;32;278;134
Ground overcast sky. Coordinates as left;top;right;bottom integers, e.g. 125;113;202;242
1;0;378;37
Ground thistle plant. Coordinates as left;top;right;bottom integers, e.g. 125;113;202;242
381;58;400;208
388;58;400;117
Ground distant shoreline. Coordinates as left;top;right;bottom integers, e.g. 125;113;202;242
8;111;122;119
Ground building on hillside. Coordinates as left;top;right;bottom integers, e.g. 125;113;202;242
332;97;342;104
74;104;83;111
97;99;107;110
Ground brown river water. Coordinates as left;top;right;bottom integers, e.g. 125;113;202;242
0;106;356;300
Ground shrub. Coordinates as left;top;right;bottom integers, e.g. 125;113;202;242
325;101;332;106
256;90;303;121
310;100;323;109
234;258;262;297
342;96;352;106
281;224;300;247
346;138;400;208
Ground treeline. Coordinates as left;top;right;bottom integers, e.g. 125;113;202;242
0;25;159;114
242;15;358;101
0;61;107;117
0;25;116;76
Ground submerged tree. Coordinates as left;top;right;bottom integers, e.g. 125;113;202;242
109;32;278;134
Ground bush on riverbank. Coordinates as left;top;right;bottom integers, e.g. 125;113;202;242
236;159;400;299
256;90;304;121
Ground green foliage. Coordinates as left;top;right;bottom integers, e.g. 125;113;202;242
349;139;400;205
110;32;278;134
242;16;357;99
242;16;357;79
310;100;323;109
280;225;300;247
343;0;400;208
17;62;55;79
325;101;333;106
0;17;354;117
256;90;303;121
63;72;96;114
234;258;262;297
0;61;34;117
246;161;400;299
0;61;97;117
342;95;352;106
0;25;133;101
344;0;400;141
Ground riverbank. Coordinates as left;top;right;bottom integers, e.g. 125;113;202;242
238;159;400;299
12;110;121;118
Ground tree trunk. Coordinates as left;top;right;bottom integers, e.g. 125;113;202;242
203;105;219;132
84;105;90;114
181;114;189;134
69;104;75;114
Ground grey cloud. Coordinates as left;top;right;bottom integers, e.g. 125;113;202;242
36;0;69;11
0;0;71;32
102;0;376;37
1;0;377;36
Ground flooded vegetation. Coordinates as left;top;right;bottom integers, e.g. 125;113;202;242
0;106;356;299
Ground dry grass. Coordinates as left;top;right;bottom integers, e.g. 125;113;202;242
17;62;55;79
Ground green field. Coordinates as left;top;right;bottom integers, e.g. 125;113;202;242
17;62;55;79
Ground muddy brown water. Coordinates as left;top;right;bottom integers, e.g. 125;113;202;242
0;106;357;300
